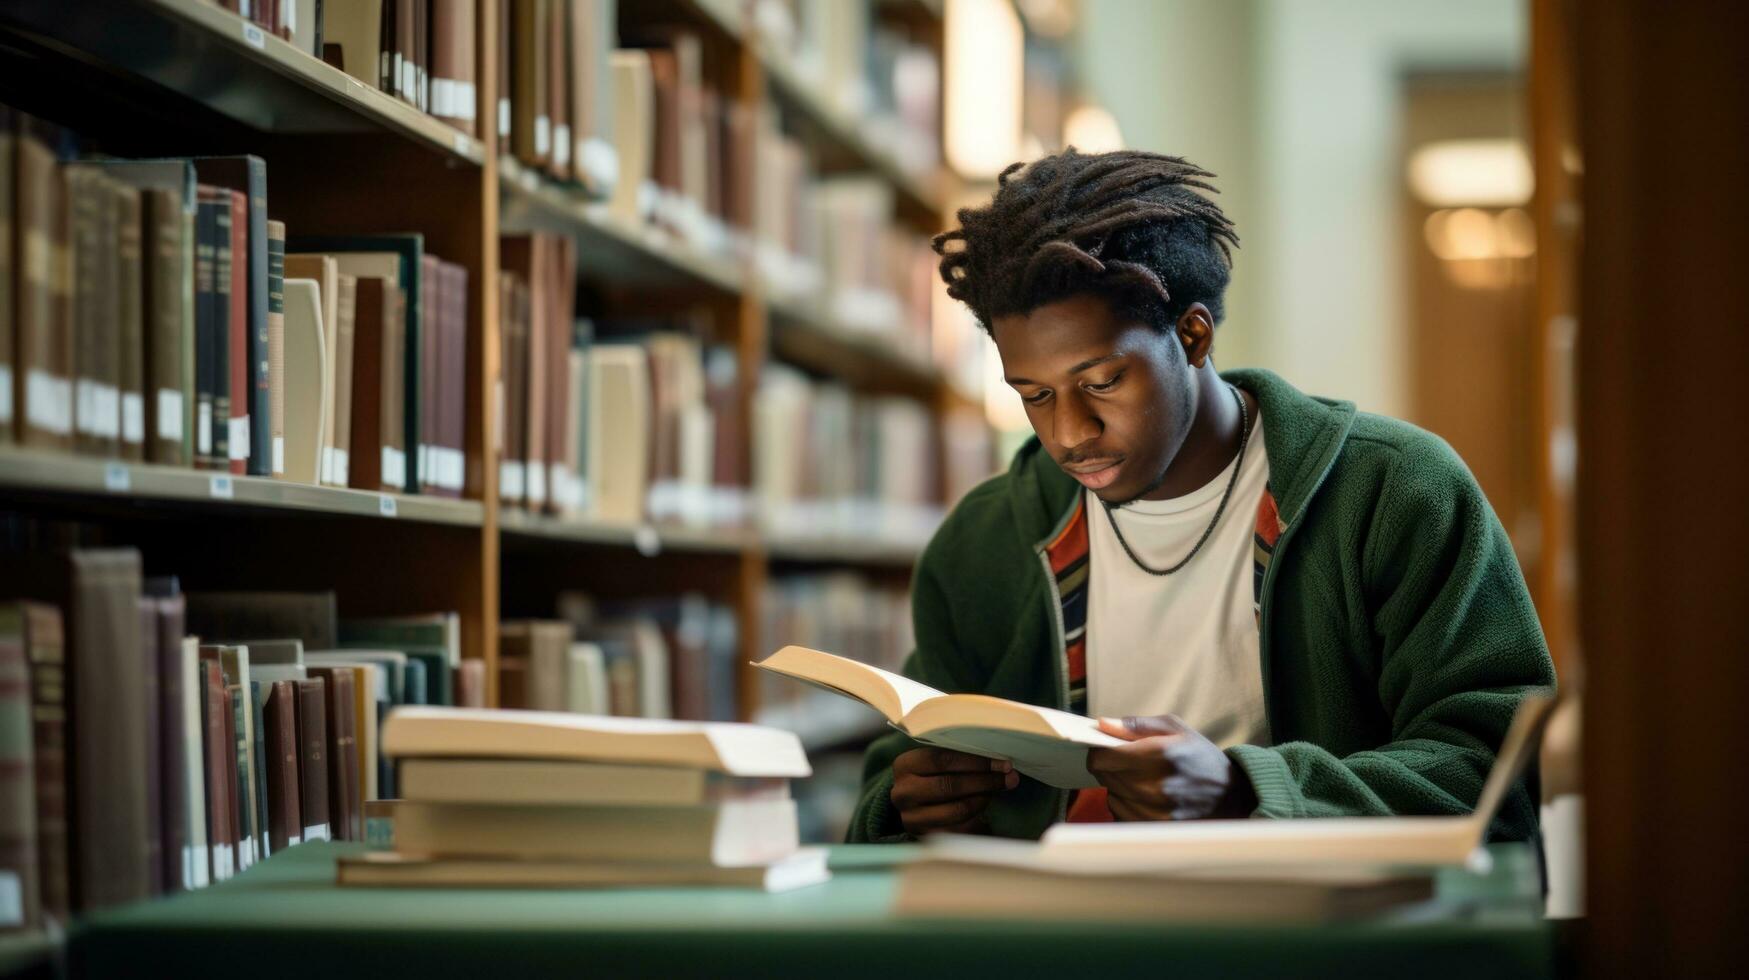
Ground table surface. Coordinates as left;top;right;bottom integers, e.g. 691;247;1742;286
65;842;1554;980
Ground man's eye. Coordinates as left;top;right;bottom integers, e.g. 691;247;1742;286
1025;390;1052;405
1086;374;1122;392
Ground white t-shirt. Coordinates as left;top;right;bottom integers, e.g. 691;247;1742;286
1083;411;1272;749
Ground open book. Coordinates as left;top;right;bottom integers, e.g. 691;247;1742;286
755;646;1125;788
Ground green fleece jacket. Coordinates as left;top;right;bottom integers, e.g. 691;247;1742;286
848;368;1556;842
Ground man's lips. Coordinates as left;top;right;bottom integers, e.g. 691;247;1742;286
1062;457;1123;490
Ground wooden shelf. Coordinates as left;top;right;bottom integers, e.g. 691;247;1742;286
0;449;485;526
498;509;754;555
764;533;924;568
0;0;486;164
767;294;944;396
498;157;746;294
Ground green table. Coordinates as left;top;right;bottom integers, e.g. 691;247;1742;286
69;843;1553;979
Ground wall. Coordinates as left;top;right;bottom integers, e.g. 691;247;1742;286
1079;0;1524;417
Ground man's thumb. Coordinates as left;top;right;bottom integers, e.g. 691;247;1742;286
1097;714;1186;741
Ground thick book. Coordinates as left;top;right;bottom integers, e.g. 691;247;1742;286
511;0;551;169
148;596;190;892
12;131;72;450
392;797;800;866
305;667;360;841
191;157;270;476
332;273;357;486
192;188;221;467
197;658;234;882
607;50;653;224
0;605;41;928
174;638;210;890
498;620;570;712
569;0;618;197
185;592;338;651
320;0;383;87
381;708;810;778
14;603;66;922
136;600;162;894
346;277;404;492
429;0;477;135
261;679;302;853
67;166;121;458
0;115;14;445
894;841;1436;924
292;679;332;842
287;235;426;493
284;255;342;482
754;645;1123;789
225;683;259;869
338;613;459;705
399;758;790;808
585;344;651;523
223;186;248;475
338;846;829;892
114;183;146;460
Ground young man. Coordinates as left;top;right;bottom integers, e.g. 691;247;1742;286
849;149;1556;841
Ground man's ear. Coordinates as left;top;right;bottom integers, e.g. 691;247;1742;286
1177;304;1216;368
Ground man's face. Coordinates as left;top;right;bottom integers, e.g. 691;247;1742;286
991;294;1197;505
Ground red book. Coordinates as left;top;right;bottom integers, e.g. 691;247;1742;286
198;660;235;881
262;680;301;852
225;188;248;475
307;667;358;840
293;679;331;843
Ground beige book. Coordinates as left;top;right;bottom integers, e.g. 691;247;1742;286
322;0;386;88
381;707;811;777
339;846;829;892
585;343;650;524
280;279;328;484
608;50;654;224
391;797;799;866
332;273;357;485
565;641;607;715
285;255;342;485
297;661;381;802
500;620;570;712
755;645;1124;789
398;758;791;807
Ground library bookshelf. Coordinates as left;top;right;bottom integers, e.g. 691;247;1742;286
0;0;983;731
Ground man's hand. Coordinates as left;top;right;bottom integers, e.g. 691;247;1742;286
1085;714;1257;821
890;747;1019;835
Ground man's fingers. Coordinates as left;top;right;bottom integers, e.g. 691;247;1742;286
1098;714;1188;740
891;770;1018;808
901;793;995;832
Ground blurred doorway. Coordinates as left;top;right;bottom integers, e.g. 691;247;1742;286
1400;74;1539;576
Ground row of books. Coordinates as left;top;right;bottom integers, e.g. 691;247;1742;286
215;0;485;139
341;708;825;892
0;113;471;496
754;573;909;744
0;550;474;928
747;0;944;177
502;590;739;723
754;364;943;542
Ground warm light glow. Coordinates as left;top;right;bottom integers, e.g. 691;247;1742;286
1408;139;1533;207
945;0;1024;180
1423;207;1538;262
1063;104;1124;154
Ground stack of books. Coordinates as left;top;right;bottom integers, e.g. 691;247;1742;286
340;707;828;892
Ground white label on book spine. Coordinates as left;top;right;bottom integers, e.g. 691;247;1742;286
527;461;547;503
272;435;284;475
0;366;11;424
417;444;430;485
378;494;397;517
383;446;406;488
74;379;96;435
580;139;619;192
536;116;551;155
241;22;266;50
183;845;203;890
122;392;144;444
320;446;335;484
229;416;250;459
209;475;233;499
93;384;120;438
287;834;301;848
26;371;71;434
197;402;212;453
215;843;234;880
553;125;572;169
0;872;21;927
335;448;349;485
306;823;329;842
431;78;478;122
500;460;524;500
103;462;130;493
498;98;511;138
157;388;183;441
240;838;255;869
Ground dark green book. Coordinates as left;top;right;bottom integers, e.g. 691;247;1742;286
247;680;271;858
338;615;457;705
226;685;258;869
191;157;270;476
285;234;426;492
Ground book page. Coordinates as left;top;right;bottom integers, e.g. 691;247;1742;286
754;646;945;722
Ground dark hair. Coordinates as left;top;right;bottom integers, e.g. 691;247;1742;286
933;149;1240;333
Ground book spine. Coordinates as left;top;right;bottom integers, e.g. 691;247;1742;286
154;597;189;892
0;121;11;445
67;550;148;912
14;137;71;449
145;189;187;465
69;169;114;456
346;279;384;491
244;161;270;477
177;638;208;889
225;190;249;476
22;605;66;923
333;274;357;486
266;221;286;476
198;660;234;881
248;680;270;859
136;599;163;896
221;684;245;871
293;680;330;842
262;681;300;852
116;185;146;460
209;194;232;470
0;606;41;929
320;669;358;840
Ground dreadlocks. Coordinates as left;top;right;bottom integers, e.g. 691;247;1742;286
933;149;1240;333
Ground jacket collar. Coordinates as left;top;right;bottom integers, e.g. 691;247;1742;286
1009;367;1356;544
